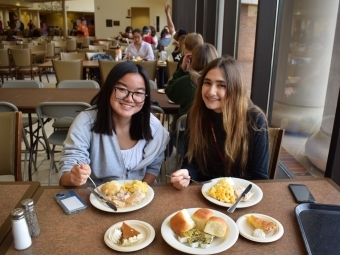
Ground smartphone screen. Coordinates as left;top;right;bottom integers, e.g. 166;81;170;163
289;184;316;203
55;190;87;214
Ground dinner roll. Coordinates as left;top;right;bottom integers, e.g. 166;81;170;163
191;208;215;231
170;209;195;234
203;216;228;237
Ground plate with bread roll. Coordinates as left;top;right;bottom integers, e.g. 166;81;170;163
89;180;154;213
236;213;284;243
201;177;263;208
161;208;239;254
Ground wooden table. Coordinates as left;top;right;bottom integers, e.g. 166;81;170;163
0;88;179;114
1;178;340;254
0;182;40;248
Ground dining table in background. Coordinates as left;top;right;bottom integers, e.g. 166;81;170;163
0;181;40;248
1;178;340;254
0;88;179;115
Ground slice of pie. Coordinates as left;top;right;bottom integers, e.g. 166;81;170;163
120;222;143;246
246;215;277;233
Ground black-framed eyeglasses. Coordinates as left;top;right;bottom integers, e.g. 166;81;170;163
113;87;148;103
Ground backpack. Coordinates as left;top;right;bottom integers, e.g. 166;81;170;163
20;21;24;31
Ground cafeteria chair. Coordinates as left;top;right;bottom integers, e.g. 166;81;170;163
0;102;36;181
9;48;42;81
36;102;91;185
3;44;23;50
81;37;90;49
99;59;120;84
86;52;106;60
0;111;22;181
268;127;285;179
57;80;100;88
52;59;83;84
166;60;178;82
77;48;99;53
133;60;157;81
66;39;77;52
60;52;85;60
175;114;187;170
89;45;105;52
0;49;15;83
104;48;117;59
45;43;56;61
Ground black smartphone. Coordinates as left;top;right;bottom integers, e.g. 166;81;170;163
289;184;316;203
55;190;87;214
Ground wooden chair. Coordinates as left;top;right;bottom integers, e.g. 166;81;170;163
0;49;15;83
104;48;116;59
166;60;178;81
9;48;42;81
81;37;90;49
66;39;77;52
77;48;99;53
3;44;23;50
45;43;56;61
0;111;22;181
52;59;83;84
99;59;120;84
134;60;157;81
60;52;85;60
268;127;285;179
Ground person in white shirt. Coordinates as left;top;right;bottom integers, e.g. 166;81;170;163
13;14;21;31
124;28;154;60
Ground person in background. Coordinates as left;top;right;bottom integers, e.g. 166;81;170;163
27;20;35;36
171;35;186;62
163;26;171;38
124;28;154;60
12;14;21;31
77;18;89;37
170;57;269;189
0;19;3;35
59;62;169;186
157;28;171;51
40;22;50;36
88;19;95;36
116;26;134;43
164;4;188;60
149;25;158;47
142;26;156;46
165;43;219;156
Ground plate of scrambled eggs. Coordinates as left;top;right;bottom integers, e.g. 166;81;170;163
201;178;263;208
89;180;154;213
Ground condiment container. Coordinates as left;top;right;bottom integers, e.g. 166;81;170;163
11;208;32;250
21;198;40;238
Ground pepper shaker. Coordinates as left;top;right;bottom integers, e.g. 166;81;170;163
11;208;32;250
21;198;40;238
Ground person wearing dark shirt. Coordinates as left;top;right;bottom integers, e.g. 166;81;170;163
170;57;269;189
116;26;134;43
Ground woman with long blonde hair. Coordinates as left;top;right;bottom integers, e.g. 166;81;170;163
170;57;269;189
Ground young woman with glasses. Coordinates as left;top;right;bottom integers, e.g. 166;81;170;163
169;57;269;189
59;62;169;186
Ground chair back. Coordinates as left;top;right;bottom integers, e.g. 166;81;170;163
151;105;165;125
10;48;32;67
77;48;98;53
0;49;10;67
66;39;77;52
104;49;116;59
86;52;106;60
2;80;44;88
268;127;285;179
153;49;159;60
167;60;178;81
52;59;83;83
29;44;46;63
45;43;55;59
57;80;100;89
61;52;85;60
89;45;105;52
4;44;22;50
149;79;157;89
99;59;120;84
134;60;157;80
36;102;91;121
0;111;22;181
81;37;90;48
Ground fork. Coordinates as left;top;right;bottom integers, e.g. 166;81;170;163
77;161;96;188
166;175;211;185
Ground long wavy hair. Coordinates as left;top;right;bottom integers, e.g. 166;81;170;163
90;62;152;141
186;57;266;177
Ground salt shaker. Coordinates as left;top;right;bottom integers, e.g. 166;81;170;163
11;208;32;250
21;198;40;238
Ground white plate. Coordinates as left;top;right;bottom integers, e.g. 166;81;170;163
168;99;175;104
157;89;165;94
89;181;154;213
236;213;284;243
104;220;155;252
161;208;239;255
201;177;263;208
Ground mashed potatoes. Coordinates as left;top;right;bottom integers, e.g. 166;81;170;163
206;178;235;204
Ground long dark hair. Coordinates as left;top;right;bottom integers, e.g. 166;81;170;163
90;62;152;141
